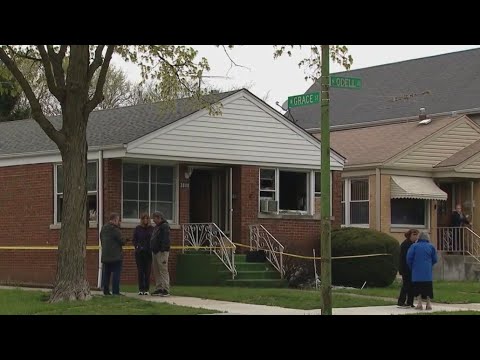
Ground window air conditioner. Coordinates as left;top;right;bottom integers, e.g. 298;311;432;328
260;199;278;213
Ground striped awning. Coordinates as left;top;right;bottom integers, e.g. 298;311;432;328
390;176;447;201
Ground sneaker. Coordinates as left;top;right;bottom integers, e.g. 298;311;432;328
151;289;163;296
138;292;144;295
160;289;170;297
103;291;112;296
143;291;150;296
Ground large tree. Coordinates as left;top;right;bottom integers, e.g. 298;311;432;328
0;45;213;302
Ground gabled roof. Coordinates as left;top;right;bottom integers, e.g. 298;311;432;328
288;47;480;130
325;115;458;166
0;91;239;156
434;139;480;168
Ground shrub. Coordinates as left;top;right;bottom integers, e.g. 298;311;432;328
331;227;400;288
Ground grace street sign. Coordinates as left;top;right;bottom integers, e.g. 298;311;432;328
288;92;320;108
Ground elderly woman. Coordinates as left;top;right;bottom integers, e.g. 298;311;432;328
406;232;438;310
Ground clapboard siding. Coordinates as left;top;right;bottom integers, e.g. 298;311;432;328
461;157;480;172
392;122;480;168
128;95;342;169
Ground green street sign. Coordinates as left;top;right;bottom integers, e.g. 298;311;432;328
288;92;320;108
330;76;362;89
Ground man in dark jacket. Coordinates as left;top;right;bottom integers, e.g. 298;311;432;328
450;204;470;251
150;211;171;296
397;229;419;308
100;213;126;295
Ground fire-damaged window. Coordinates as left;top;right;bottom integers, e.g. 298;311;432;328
259;168;310;214
122;163;175;222
55;162;98;224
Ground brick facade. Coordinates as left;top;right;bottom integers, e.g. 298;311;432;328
0;161;342;287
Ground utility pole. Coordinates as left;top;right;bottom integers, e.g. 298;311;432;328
320;44;332;315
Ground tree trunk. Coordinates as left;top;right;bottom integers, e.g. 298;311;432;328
49;45;91;303
49;126;91;302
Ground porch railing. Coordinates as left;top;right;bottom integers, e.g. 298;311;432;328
437;226;480;263
182;223;237;279
249;224;284;278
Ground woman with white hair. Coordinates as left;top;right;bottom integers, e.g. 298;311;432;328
406;231;438;310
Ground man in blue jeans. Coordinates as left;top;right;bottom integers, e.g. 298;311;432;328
100;213;127;295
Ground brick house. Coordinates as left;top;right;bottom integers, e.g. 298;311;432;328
287;48;480;280
0;89;344;287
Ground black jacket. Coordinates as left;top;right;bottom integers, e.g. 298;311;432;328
399;239;414;276
133;225;153;252
150;220;171;254
451;211;469;227
100;223;125;263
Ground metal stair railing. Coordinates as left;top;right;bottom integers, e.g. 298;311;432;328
182;223;237;279
249;224;284;278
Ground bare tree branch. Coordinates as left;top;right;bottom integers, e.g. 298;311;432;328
221;45;250;76
37;46;65;102
47;45;66;91
87;45;106;83
86;45;114;113
0;48;65;146
6;45;42;61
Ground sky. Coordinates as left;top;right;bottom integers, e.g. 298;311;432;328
115;45;480;110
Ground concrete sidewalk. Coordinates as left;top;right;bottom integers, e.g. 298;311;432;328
2;286;479;315
121;292;480;315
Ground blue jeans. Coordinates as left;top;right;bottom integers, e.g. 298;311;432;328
102;260;122;294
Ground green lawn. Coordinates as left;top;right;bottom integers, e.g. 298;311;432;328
120;285;396;309
334;280;480;304
0;288;216;315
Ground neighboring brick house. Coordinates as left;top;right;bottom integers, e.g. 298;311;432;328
0;89;344;287
286;48;480;280
321;115;480;243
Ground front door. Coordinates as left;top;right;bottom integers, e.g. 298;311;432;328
189;167;232;236
437;183;453;227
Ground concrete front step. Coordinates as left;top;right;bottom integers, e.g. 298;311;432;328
224;279;288;288
214;262;272;271
220;270;281;280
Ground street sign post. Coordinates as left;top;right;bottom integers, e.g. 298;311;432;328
288;92;320;108
330;76;362;89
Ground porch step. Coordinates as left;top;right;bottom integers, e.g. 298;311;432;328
224;279;288;288
220;270;280;280
214;262;270;271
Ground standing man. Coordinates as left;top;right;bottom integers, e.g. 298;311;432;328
150;212;171;296
450;204;470;251
397;229;419;308
100;213;126;295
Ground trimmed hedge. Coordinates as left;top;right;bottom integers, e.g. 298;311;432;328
331;227;400;288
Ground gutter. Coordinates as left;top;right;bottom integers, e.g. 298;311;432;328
306;107;480;133
0;144;125;160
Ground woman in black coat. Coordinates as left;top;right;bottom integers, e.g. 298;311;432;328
397;229;419;308
133;213;154;295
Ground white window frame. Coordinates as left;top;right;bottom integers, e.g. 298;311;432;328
259;168;316;215
342;178;369;227
121;161;178;224
390;198;429;229
54;161;98;225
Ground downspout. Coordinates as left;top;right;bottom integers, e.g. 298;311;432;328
97;150;104;289
376;168;381;231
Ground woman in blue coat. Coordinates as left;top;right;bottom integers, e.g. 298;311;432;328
406;231;438;310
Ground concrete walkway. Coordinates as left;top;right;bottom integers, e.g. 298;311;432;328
2;286;480;315
120;292;480;315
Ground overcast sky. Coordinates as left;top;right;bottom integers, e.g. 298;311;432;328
115;45;480;110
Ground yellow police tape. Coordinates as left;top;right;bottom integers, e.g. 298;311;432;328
0;243;391;260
